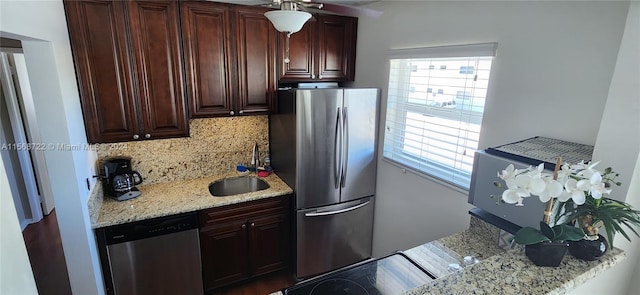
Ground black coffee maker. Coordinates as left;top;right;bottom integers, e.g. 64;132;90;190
102;157;143;201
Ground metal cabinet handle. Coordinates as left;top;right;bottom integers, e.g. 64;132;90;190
311;74;316;79
133;134;139;140
230;111;235;115
318;74;323;79
250;222;255;227
341;107;349;188
334;108;341;189
239;110;244;114
242;224;246;229
144;134;151;139
305;201;371;217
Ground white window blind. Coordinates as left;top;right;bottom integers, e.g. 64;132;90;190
383;43;497;189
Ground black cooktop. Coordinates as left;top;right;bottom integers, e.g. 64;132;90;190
284;253;435;295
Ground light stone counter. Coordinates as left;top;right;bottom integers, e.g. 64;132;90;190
403;217;625;295
92;172;292;228
271;216;625;295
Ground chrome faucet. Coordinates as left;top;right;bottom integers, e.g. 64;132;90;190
251;143;260;171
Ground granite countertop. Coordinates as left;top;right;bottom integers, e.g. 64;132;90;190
91;172;293;228
403;217;625;295
271;216;626;295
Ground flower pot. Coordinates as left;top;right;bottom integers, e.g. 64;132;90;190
569;234;608;261
524;242;569;267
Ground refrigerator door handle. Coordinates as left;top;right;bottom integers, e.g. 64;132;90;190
304;201;371;217
341;107;349;188
334;107;342;189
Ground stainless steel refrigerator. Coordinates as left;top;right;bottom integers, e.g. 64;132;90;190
269;88;379;279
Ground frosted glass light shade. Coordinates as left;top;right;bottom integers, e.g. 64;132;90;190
264;10;311;33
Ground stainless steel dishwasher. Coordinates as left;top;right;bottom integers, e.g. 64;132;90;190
95;212;203;295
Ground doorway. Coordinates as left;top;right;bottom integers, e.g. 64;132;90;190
0;49;57;226
1;39;71;294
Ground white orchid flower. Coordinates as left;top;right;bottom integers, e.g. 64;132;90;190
575;161;601;179
502;188;529;206
578;172;612;199
556;163;576;180
514;166;546;195
498;164;518;180
563;178;587;205
537;179;564;203
570;160;590;171
502;189;521;205
590;182;612;199
556;190;572;203
497;161;615;209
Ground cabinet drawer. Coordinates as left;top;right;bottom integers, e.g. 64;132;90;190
199;195;289;226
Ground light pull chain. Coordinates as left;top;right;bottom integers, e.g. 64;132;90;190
284;32;291;64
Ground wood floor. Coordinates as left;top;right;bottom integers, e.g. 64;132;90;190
22;209;72;295
22;210;295;295
212;271;296;295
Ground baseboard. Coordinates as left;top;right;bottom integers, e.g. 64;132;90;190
20;218;31;231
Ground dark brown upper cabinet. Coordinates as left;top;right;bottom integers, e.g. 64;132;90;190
181;2;277;118
180;1;233;117
279;14;357;82
65;0;188;143
234;6;278;116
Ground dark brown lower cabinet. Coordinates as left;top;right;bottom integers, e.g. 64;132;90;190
199;196;290;292
249;213;290;277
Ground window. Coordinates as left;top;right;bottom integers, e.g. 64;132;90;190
456;91;472;100
427;88;433;93
459;66;475;74
440;65;447;70
383;43;497;189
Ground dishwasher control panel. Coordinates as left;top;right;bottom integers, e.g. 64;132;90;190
103;212;199;245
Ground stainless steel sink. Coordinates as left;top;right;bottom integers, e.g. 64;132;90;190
208;176;270;196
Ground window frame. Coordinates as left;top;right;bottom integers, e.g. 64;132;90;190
383;43;497;190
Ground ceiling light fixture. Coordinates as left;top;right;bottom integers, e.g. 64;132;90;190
264;10;311;34
264;1;312;64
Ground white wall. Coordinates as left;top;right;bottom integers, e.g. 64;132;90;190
355;1;630;256
568;2;640;293
0;156;38;294
0;0;103;294
630;249;640;294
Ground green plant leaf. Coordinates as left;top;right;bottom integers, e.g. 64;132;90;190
553;224;584;242
552;224;565;240
514;227;551;245
540;221;555;240
611;220;630;241
619;220;640;242
556;196;640;244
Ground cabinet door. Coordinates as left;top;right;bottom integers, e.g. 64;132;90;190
64;0;139;143
234;6;277;115
181;1;234;117
278;17;316;81
200;220;250;291
316;15;357;81
249;212;290;276
128;0;188;139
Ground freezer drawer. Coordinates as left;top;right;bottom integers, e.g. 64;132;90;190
296;197;374;278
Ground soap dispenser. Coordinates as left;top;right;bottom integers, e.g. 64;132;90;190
264;154;272;172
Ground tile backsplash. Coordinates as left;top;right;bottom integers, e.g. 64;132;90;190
95;116;269;185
